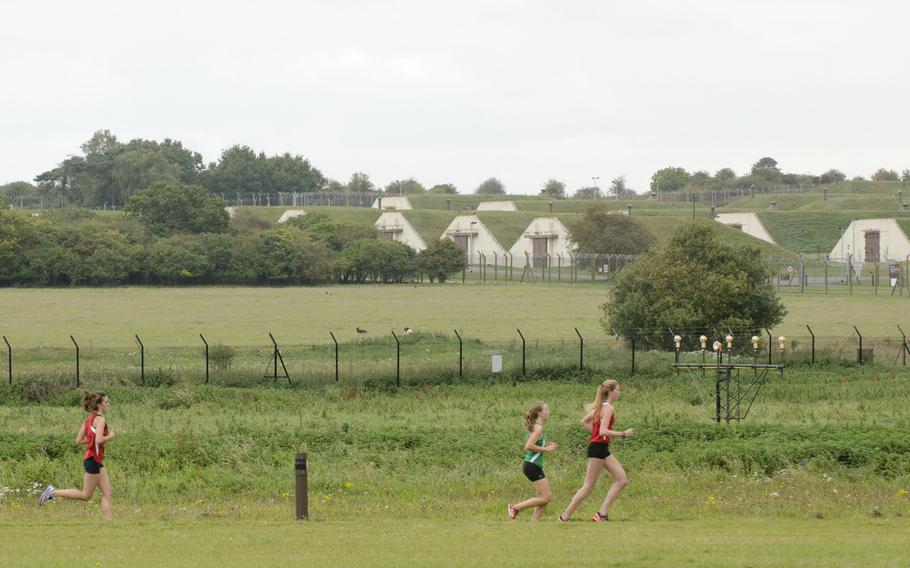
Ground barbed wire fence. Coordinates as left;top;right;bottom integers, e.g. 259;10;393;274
3;324;908;389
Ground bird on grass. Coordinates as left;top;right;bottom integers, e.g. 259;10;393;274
356;327;368;334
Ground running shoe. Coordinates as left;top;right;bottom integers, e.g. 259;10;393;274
592;512;609;522
508;504;518;520
38;485;55;506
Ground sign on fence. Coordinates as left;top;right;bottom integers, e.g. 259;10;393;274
482;350;503;373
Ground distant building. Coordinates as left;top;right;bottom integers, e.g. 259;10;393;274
714;213;776;244
371;196;413;210
829;219;910;262
441;215;507;261
476;201;517;211
277;209;306;223
374;212;426;252
509;217;574;268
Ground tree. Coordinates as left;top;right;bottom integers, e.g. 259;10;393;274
714;168;736;181
540;179;566;199
650;167;690;193
871;168;900;181
289;212;379;252
416;239;467;283
428;183;458;195
751;157;779;172
204;145;268;195
337;239;416;283
124;182;230;235
689;171;711;187
326;179;346;192
475;177;506;195
751;157;782;183
109;144;182;206
0;181;37;203
266;152;327;193
568;203;655;254
347;172;375;193
573;186;603;199
602;224;786;348
384;178;426;195
35;131;209;207
819;169;846;184
609;176;634;197
253;227;333;284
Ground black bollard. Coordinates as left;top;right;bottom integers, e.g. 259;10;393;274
295;452;308;520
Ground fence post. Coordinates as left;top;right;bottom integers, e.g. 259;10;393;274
268;333;291;384
574;328;583;371
799;255;805;293
3;336;10;385
517;328;526;376
70;335;80;387
898;326;908;367
874;262;880;295
454;330;463;379
848;255;854;295
806;325;815;365
853;325;863;364
765;328;772;365
135;334;144;384
200;334;209;384
330;332;339;383
391;331;400;388
824;259;828;295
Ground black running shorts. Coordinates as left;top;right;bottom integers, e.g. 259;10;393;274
586;442;611;460
522;461;546;482
83;458;104;474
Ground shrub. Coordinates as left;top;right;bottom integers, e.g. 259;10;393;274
125;181;230;235
210;344;236;370
603;223;786;349
416;239;466;283
20;379;65;404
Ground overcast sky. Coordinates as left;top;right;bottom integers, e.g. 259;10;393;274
2;0;908;195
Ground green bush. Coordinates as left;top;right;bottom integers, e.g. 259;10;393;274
210;344;236;370
20;379;65;404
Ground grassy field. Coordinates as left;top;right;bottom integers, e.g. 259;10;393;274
2;277;910;565
1;369;909;566
1;284;908;349
1;517;907;567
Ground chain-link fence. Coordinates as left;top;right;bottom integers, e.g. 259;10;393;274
3;326;908;389
768;256;910;295
458;253;638;283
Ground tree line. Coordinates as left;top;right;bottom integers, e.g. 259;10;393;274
649;157;910;195
0;182;467;287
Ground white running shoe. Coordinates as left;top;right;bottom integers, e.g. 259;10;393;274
38;485;55;505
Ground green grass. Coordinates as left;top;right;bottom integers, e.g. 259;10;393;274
1;517;906;567
1;369;909;566
1;284;909;349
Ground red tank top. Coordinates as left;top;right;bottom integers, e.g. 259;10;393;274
82;412;109;464
589;404;615;444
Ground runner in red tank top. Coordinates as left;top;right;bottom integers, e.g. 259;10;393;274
559;379;634;522
38;391;116;519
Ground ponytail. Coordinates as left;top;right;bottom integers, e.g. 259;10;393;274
81;391;107;412
523;401;547;431
587;379;618;412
